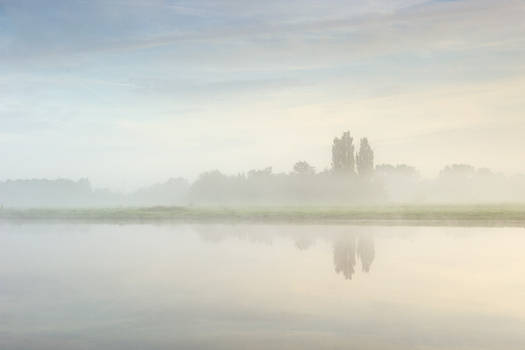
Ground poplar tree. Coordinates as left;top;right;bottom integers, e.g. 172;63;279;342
356;137;374;177
332;131;355;175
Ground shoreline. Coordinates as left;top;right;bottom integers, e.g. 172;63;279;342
1;205;525;227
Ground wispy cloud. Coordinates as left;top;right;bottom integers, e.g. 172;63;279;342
1;0;524;187
2;0;524;63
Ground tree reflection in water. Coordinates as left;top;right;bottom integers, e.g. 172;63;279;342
334;234;375;280
333;235;357;280
196;225;374;280
358;234;375;273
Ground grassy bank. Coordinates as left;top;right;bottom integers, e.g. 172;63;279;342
1;204;525;226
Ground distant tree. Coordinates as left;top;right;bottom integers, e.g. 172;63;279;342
439;164;475;179
189;170;230;203
247;167;273;178
332;131;355;175
293;161;316;175
356;138;374;177
375;164;419;178
477;168;494;177
131;177;189;205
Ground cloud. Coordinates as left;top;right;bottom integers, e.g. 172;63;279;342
3;0;523;65
1;0;523;102
1;0;524;188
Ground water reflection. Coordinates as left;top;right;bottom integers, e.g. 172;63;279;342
196;225;375;280
358;234;375;273
3;224;525;350
333;236;357;280
294;237;314;251
333;235;374;280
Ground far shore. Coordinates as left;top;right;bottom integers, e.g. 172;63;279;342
1;205;525;227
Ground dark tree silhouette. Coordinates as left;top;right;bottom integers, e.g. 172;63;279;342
356;138;374;177
332;131;355;175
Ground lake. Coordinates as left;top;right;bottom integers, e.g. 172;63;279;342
1;223;524;349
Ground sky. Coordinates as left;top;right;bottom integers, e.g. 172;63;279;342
1;0;524;191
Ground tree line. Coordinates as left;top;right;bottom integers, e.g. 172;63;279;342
1;130;524;206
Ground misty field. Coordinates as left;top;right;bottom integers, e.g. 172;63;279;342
1;204;525;225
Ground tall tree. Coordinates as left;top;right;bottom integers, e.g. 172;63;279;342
332;131;355;175
356;137;374;177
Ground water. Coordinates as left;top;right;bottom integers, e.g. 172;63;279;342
1;223;524;349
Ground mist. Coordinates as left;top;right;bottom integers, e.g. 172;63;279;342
1;131;523;208
2;1;525;350
1;0;525;190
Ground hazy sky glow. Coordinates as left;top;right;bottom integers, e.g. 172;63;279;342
1;0;524;190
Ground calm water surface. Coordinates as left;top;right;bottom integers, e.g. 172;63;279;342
1;223;524;349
